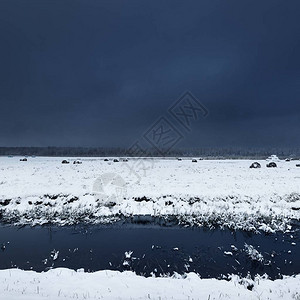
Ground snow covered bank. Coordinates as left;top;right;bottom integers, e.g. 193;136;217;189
0;268;299;300
0;157;299;231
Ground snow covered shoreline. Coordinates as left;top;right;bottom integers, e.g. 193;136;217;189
1;157;300;299
0;157;299;231
0;268;299;300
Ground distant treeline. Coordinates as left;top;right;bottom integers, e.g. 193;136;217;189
0;147;299;159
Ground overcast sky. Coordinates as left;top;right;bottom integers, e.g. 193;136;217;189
0;0;299;149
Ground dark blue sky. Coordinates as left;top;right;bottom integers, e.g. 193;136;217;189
0;0;299;148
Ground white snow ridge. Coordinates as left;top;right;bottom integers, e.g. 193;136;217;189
0;269;300;300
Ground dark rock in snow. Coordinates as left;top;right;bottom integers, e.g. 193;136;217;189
296;164;300;167
65;196;79;204
61;160;69;164
73;160;82;164
192;159;197;163
105;201;117;208
0;199;11;206
20;158;27;161
104;159;109;161
250;162;261;169
113;159;119;162
134;196;151;202
267;162;277;168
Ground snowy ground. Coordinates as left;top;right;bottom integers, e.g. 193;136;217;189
0;157;299;231
1;157;300;299
0;268;300;300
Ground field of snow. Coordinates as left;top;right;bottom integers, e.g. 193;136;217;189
0;268;300;300
1;157;300;299
0;157;299;231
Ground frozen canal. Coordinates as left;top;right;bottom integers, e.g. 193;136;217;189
0;221;299;279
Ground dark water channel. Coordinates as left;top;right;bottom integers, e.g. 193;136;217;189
0;221;299;279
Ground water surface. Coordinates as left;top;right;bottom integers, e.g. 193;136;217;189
0;222;299;279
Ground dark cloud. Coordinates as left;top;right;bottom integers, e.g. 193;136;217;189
0;0;299;148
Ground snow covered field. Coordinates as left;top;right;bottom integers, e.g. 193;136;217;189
0;157;299;231
1;156;300;299
0;268;299;300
